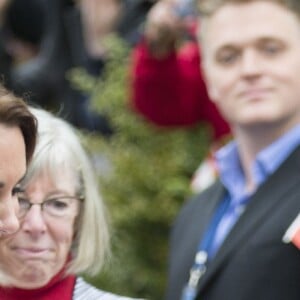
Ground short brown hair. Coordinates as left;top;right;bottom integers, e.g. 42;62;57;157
197;0;300;17
0;87;37;164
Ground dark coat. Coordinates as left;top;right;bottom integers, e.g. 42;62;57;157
166;145;300;300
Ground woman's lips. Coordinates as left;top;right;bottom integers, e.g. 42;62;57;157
11;247;51;258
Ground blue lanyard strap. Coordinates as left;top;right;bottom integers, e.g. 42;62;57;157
181;196;230;300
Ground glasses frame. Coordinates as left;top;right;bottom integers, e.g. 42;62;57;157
17;194;84;219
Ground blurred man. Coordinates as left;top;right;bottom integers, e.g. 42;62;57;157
167;1;300;299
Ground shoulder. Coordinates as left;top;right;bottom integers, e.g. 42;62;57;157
73;277;142;300
176;181;223;222
171;180;224;239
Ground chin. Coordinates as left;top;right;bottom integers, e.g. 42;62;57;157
15;274;52;289
0;268;52;290
235;112;277;125
13;264;54;289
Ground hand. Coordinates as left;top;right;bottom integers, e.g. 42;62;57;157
144;0;184;58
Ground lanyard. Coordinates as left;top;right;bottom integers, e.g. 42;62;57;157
181;196;230;300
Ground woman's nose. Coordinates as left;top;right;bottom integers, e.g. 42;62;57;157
0;196;20;236
21;203;47;235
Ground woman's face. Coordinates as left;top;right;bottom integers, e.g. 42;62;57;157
0;170;80;289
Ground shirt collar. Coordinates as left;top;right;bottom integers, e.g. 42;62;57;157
256;124;300;177
215;124;300;203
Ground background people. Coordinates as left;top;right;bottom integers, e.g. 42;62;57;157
0;0;156;137
0;86;37;236
130;0;230;142
167;1;300;299
0;0;117;136
130;0;232;192
0;107;140;299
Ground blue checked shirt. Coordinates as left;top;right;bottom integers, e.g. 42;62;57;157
210;124;300;257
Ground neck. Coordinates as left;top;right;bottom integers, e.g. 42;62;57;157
233;122;294;190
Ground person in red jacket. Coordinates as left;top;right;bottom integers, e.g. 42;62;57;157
130;0;231;142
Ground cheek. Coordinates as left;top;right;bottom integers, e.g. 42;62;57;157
277;69;300;87
206;74;233;105
50;227;74;272
203;63;233;103
53;225;74;249
0;240;11;262
0;238;22;276
51;220;76;257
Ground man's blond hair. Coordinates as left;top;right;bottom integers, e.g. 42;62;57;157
197;0;300;17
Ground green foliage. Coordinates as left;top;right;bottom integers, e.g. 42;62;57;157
74;35;211;299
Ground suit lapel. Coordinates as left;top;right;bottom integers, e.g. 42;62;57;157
191;181;226;246
181;181;226;273
196;145;300;295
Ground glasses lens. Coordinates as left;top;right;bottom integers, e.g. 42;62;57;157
43;197;76;217
16;194;79;219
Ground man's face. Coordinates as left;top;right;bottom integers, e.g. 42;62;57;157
201;1;300;132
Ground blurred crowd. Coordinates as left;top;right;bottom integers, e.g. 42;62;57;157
129;0;231;191
0;0;155;136
0;0;231;189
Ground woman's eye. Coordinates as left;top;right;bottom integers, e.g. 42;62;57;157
12;186;24;196
47;199;68;210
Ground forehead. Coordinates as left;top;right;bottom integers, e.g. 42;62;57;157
24;168;77;195
201;1;300;51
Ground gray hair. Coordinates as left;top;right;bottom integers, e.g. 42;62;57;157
24;107;110;276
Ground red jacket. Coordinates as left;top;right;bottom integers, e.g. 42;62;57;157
130;40;230;141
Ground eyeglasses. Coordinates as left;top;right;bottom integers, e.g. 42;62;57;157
17;194;84;219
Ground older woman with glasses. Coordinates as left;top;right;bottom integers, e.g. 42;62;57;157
0;107;140;300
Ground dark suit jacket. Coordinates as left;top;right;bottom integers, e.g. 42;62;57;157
166;146;300;300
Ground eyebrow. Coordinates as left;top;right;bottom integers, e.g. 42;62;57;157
217;36;283;49
216;45;238;52
0;182;4;189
